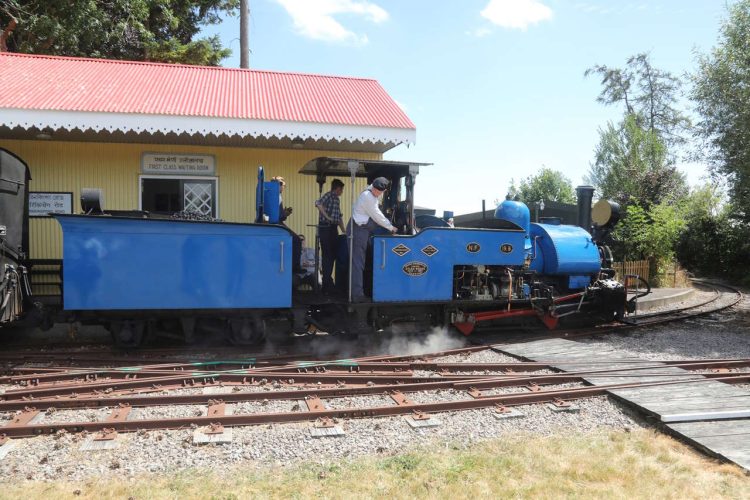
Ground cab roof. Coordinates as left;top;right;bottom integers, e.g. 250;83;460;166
299;157;431;179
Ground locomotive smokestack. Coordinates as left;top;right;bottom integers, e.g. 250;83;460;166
576;185;595;232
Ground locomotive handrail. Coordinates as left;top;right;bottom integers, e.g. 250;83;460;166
381;240;386;269
279;241;285;273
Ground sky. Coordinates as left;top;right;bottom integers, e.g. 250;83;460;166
202;0;731;215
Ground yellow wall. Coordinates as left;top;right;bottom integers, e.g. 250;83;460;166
0;139;377;259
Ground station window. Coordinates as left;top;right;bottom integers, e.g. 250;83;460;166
140;176;218;217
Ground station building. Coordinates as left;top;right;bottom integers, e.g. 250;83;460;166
0;53;416;266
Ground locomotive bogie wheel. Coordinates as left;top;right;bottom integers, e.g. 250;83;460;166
109;320;146;348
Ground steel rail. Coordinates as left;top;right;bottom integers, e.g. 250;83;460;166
5;357;750;388
0;359;750;393
0;371;491;400
1;361;746;412
605;280;742;329
0;344;492;369
0;366;417;385
1;373;748;439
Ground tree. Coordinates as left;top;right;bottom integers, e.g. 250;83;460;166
508;168;576;205
675;185;731;277
0;0;238;66
680;183;724;222
691;0;750;222
614;200;686;283
587;114;688;208
586;53;690;146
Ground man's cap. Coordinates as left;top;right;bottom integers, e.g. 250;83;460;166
371;177;389;190
272;176;286;185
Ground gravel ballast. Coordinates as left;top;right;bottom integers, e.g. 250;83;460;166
0;289;746;482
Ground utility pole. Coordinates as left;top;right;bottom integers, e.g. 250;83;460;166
240;0;250;68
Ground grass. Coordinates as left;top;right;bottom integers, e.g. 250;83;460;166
1;429;748;499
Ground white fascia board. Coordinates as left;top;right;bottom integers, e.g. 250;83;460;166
1;108;416;146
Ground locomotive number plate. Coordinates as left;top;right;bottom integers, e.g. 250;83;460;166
402;261;428;276
392;244;411;257
421;244;439;257
466;242;481;253
500;243;513;253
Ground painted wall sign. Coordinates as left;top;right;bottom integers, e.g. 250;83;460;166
466;242;481;253
29;192;73;217
142;153;215;175
500;244;514;253
392;243;411;257
402;261;428;276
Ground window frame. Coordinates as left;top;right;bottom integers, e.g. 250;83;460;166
138;174;220;218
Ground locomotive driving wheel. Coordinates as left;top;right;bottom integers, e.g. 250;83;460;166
227;315;267;345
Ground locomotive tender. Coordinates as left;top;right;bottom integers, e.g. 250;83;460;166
0;151;627;346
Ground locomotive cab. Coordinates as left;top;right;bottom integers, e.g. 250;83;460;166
298;157;431;299
298;157;429;237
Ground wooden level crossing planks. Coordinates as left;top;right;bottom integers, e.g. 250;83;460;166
498;338;750;471
667;420;750;469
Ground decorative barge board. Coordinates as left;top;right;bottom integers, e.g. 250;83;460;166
497;338;750;471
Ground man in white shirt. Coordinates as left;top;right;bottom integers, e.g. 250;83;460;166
348;177;397;302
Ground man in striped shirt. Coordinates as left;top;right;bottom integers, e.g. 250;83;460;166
315;179;346;293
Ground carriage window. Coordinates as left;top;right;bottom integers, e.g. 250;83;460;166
140;176;218;217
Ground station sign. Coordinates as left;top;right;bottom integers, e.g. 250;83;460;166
29;192;73;217
141;153;216;176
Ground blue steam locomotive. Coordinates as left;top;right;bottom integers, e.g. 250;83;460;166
0;151;627;346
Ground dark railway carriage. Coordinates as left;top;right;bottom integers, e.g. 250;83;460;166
2;153;628;346
0;149;33;327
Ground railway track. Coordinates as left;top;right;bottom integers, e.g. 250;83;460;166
0;280;743;443
0;280;740;356
619;279;743;326
496;279;745;342
0;344;748;440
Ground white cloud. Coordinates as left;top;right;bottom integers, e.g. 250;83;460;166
480;0;553;30
467;27;492;38
275;0;388;45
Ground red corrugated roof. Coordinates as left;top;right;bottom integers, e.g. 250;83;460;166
0;53;415;130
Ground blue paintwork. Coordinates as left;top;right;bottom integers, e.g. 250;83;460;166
495;199;531;235
55;215;293;310
263;181;281;223
528;223;600;277
256;181;281;224
568;275;593;290
372;227;527;302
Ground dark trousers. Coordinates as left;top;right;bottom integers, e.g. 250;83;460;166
281;221;302;274
348;218;378;300
292;234;302;274
319;225;338;291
